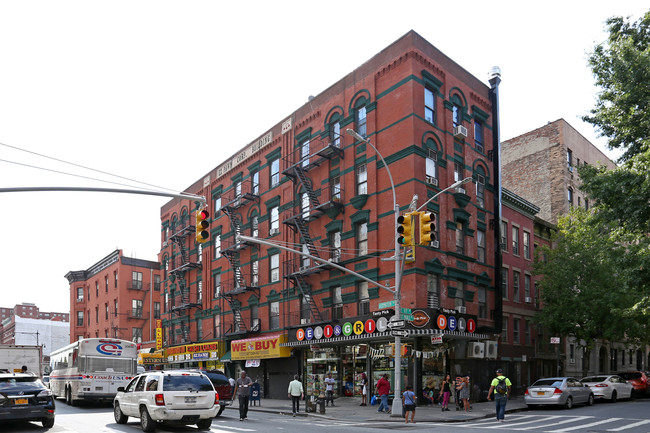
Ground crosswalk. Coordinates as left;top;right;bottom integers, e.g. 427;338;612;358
441;414;650;432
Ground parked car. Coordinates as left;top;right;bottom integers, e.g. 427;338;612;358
580;375;634;402
618;371;649;396
0;372;55;428
113;370;219;431
200;370;232;417
41;375;50;389
524;377;594;409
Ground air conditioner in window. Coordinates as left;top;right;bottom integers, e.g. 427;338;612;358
569;358;575;365
425;176;438;186
485;340;498;359
269;228;280;235
457;306;466;314
453;125;468;139
467;342;485;359
525;296;532;303
455;186;466;194
300;318;309;324
431;240;440;248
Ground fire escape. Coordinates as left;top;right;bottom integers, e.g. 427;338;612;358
219;179;260;337
282;137;344;324
168;212;202;343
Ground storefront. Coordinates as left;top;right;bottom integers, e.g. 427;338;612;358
230;332;294;399
162;341;226;371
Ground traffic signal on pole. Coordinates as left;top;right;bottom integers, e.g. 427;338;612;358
397;212;414;246
195;208;210;243
419;212;436;245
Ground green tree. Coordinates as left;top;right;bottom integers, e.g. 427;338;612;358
533;208;643;373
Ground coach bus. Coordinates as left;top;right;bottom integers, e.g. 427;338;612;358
49;338;138;405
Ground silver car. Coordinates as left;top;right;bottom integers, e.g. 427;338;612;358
580;375;634;402
524;377;594;409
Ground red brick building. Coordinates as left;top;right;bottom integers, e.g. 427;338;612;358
159;30;501;399
65;249;162;345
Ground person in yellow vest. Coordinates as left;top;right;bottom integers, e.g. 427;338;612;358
487;368;512;422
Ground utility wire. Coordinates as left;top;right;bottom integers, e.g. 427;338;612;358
0;141;179;193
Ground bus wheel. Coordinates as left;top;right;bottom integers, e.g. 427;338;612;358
65;387;75;406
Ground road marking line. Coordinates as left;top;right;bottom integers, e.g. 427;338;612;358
606;419;650;431
547;417;622;432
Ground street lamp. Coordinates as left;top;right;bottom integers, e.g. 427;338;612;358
346;129;473;415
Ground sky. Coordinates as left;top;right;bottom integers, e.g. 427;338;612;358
0;1;647;314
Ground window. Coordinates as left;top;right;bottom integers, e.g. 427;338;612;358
356;163;367;195
269;301;280;329
331;176;341;201
270;206;279;235
250;305;259;331
427;274;440;309
95;306;98;323
358;281;370;315
96;281;99;297
105;303;109;320
525;321;531;345
330;230;341;262
132;271;143;290
301;192;310;219
513;271;520;302
523;231;531;260
512;226;519;255
76;287;84;302
330;121;341;147
455;221;464;255
477;229;486;263
214;196;222;217
154;302;160;319
213;274;221;298
426;148;437;184
270;158;280;187
476;174;485;207
300;295;311;323
214;234;221;258
197;280;203;303
500;221;508;251
252;171;259;195
196;319;203;341
154;274;161;291
502;317;509;343
77;311;84;326
105;276;109;292
454;280;465;309
252;216;259;237
132;328;143;344
513;318;520;344
454;161;464;183
424;88;435;124
474;120;484;152
270;253;280;282
610;349;618;370
356;106;367;138
132;299;143;317
301;244;310;269
332;286;342;319
567;149;573;171
568;188;574;206
524;274;531;301
251;260;259;286
452;105;460;128
357;222;368;256
502;268;509;299
114;271;118;288
478;287;487;318
213;315;220;339
301;139;310;167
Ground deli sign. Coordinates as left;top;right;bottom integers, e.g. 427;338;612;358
231;332;291;360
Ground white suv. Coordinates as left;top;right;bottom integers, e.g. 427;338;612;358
113;370;219;431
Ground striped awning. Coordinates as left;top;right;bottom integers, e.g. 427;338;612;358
281;329;489;347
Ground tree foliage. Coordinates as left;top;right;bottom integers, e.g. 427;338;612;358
582;11;650;163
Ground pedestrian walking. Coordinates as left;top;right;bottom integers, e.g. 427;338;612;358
375;373;391;413
402;384;416;424
438;374;451;411
360;372;368;406
324;372;335;406
233;370;254;421
487;368;512;422
287;374;304;417
459;376;470;413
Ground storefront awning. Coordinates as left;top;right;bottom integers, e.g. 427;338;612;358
281;330;489;347
221;351;231;362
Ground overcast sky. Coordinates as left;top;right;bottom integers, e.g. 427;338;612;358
0;1;646;314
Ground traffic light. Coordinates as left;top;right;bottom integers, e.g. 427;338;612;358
195;208;210;243
397;212;414;246
419;212;436;245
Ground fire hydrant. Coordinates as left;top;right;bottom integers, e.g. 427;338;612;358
317;392;326;414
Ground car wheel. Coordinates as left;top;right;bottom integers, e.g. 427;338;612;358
196;418;212;430
42;417;55;429
610;391;617;403
216;406;225;417
140;406;156;433
564;396;573;409
114;402;128;424
587;394;594;406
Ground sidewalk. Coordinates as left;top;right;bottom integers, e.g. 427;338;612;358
226;396;527;422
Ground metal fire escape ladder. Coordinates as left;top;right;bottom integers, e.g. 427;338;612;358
168;221;202;318
286;265;323;323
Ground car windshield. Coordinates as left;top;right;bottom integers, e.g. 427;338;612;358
619;373;641;380
582;376;608;383
163;375;213;392
0;376;45;390
532;379;563;387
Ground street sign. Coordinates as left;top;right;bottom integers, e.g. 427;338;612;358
387;320;405;329
379;300;396;309
402;314;414;321
550;337;560;344
400;308;412;314
390;330;408;337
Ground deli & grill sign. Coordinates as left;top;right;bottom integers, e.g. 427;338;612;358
288;308;476;343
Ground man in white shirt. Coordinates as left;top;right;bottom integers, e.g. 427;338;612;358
287;375;304;416
324;372;335;406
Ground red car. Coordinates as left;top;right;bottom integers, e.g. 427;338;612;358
618;371;649;396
